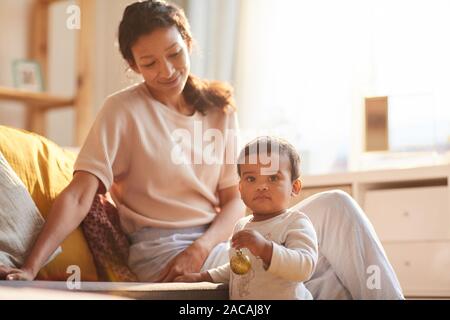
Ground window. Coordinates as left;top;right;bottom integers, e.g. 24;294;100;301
234;0;450;174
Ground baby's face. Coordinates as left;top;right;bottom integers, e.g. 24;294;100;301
239;153;299;218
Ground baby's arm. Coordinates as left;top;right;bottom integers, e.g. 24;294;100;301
268;215;318;282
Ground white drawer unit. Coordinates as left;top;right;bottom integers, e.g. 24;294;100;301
363;186;450;241
301;164;450;297
383;241;450;297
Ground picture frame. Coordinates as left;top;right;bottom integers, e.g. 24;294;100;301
12;59;44;92
365;96;389;152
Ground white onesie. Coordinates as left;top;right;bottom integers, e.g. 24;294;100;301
207;209;318;300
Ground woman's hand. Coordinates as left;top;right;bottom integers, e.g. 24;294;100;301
0;265;35;281
174;271;211;283
231;230;273;267
155;240;210;282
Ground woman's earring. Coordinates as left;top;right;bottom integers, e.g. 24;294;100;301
126;67;135;82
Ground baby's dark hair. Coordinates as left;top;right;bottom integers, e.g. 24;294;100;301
237;136;301;181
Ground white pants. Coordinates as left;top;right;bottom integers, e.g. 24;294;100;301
129;190;404;299
293;190;404;299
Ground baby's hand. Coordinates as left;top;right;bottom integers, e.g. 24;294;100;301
231;230;270;258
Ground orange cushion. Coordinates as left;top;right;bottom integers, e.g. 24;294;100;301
0;125;98;281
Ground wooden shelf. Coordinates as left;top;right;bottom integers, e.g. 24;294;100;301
0;0;94;145
0;86;74;110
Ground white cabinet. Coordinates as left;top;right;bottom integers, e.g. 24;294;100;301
383;241;450;296
363;184;450;297
364;186;450;241
301;164;450;298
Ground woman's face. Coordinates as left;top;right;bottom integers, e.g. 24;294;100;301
130;26;190;101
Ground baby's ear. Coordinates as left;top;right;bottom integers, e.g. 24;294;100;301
291;179;302;196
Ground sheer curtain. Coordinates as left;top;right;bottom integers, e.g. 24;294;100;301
232;0;450;174
182;0;240;84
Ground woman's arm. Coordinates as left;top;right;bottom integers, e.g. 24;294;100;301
195;185;246;255
155;185;245;282
0;171;100;280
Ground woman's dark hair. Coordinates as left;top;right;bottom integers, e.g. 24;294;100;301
118;0;235;114
237;136;301;181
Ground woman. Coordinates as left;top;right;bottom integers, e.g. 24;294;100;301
1;0;403;299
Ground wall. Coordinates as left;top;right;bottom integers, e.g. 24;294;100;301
0;0;142;147
46;0;76;146
0;0;76;146
0;0;214;147
0;0;33;130
94;0;142;114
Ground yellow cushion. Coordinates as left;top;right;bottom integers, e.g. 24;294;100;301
0;125;98;281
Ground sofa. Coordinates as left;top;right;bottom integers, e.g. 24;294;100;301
0;125;228;299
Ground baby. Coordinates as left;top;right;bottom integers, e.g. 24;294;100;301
176;136;318;300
